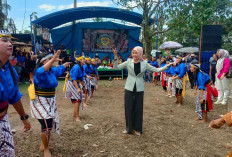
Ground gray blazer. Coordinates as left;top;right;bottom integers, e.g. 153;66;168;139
113;58;168;92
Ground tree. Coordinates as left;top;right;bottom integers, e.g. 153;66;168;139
24;30;31;34
164;0;232;53
6;18;16;33
0;0;11;28
113;0;194;56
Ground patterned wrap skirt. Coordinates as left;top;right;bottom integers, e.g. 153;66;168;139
172;79;176;96
65;80;84;106
84;77;92;96
175;78;183;89
168;77;172;91
0;114;15;156
30;96;60;134
90;77;97;90
195;85;215;119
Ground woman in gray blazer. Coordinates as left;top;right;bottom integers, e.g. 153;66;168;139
113;46;172;135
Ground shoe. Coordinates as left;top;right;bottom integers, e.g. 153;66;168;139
122;130;128;134
133;130;141;136
221;101;227;105
214;101;222;105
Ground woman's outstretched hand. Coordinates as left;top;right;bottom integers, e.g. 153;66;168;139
112;48;118;60
167;63;174;67
63;62;72;68
52;49;62;62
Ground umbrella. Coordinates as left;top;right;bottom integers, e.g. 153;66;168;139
175;47;199;53
159;41;183;50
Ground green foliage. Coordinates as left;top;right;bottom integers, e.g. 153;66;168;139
0;0;11;28
24;30;31;34
114;0;232;55
164;0;232;50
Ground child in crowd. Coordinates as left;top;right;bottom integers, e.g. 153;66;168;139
15;62;22;82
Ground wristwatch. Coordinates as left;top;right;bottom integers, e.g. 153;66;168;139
20;114;29;120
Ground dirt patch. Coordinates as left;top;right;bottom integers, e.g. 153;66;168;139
7;80;232;156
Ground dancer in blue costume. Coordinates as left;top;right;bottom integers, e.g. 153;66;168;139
65;56;87;122
0;29;31;156
83;57;93;106
30;50;71;157
90;59;99;97
171;56;187;107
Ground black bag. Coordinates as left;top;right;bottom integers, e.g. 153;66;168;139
226;67;232;78
226;58;232;78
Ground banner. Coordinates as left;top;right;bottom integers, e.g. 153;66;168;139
82;29;129;53
32;25;50;53
36;26;50;41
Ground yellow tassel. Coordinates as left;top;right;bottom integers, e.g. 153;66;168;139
28;83;36;100
182;72;189;97
63;72;70;92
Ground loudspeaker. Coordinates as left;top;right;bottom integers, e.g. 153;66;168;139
201;25;222;51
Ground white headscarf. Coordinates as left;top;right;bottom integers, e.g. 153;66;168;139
132;46;143;63
216;49;229;76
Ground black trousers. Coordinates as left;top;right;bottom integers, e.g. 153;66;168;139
187;71;195;89
211;72;216;85
124;89;144;133
163;81;167;91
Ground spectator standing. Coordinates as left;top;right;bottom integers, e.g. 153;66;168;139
157;55;162;67
209;53;218;85
49;45;55;54
25;53;31;78
143;55;152;83
17;51;25;81
59;44;67;64
215;49;230;105
15;62;22;82
40;45;48;54
184;53;198;89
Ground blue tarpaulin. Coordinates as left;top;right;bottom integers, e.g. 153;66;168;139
51;22;142;60
32;7;154;29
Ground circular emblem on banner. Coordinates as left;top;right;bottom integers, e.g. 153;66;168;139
101;37;110;46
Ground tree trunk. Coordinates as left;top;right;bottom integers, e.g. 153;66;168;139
142;16;152;57
145;36;152;57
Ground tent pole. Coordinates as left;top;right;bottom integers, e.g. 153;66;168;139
199;25;203;65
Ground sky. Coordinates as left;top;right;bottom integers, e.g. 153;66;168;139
7;0;131;33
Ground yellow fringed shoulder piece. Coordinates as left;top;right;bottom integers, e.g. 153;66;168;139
28;83;36;100
63;72;70;92
182;72;189;97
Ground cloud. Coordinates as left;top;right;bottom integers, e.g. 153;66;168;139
38;4;56;11
39;1;113;12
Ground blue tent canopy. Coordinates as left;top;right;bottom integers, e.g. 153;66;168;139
32;7;155;29
51;22;142;60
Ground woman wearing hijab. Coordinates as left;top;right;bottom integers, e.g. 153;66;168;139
190;64;218;122
112;47;172;135
215;49;230;105
30;50;71;157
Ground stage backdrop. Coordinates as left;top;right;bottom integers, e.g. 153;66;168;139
51;22;142;60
